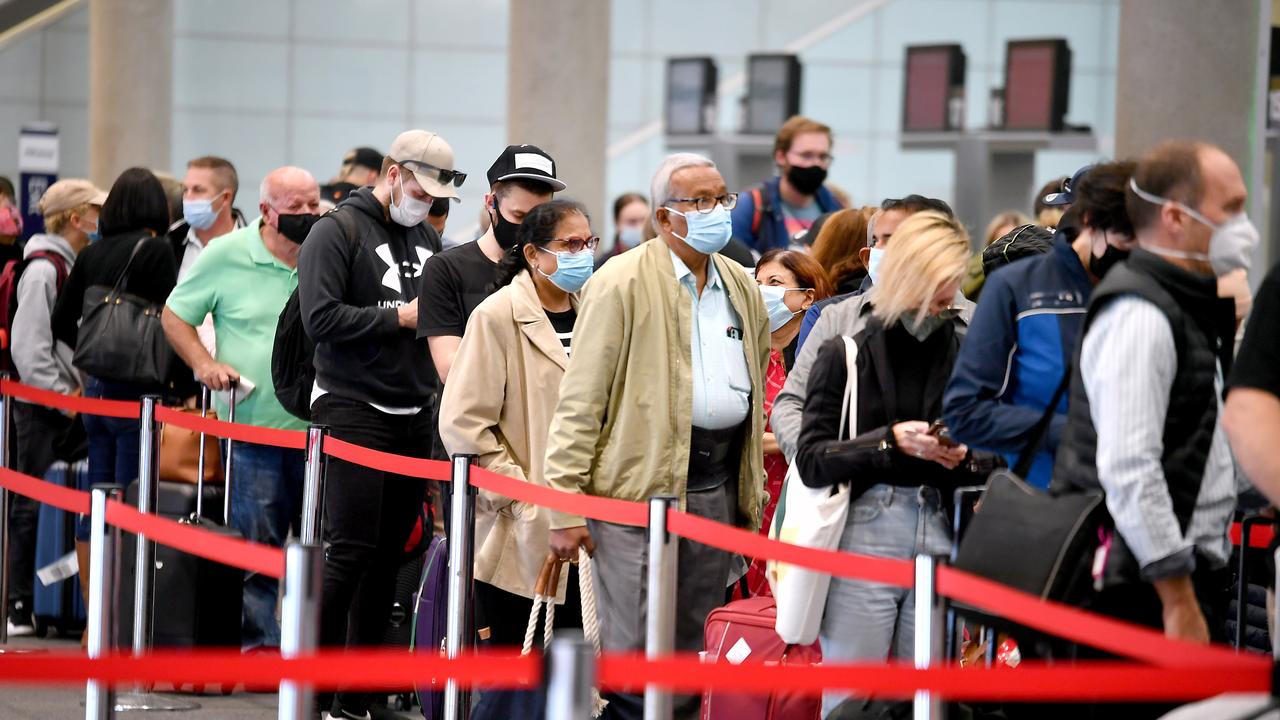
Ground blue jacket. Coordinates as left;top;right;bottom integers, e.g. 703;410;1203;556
942;236;1092;489
730;176;842;253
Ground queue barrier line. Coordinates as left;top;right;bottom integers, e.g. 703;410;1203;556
0;379;1265;674
1231;520;1275;549
154;405;306;450
322;436;452;482
0;378;140;419
0;650;1266;702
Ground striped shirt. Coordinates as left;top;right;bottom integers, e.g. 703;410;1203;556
546;307;576;357
1081;296;1241;579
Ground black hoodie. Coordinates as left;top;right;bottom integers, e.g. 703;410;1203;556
296;187;442;408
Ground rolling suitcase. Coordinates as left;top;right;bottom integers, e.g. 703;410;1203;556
31;460;87;637
701;595;822;720
412;535;449;719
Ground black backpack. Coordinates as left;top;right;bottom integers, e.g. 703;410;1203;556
272;207;362;421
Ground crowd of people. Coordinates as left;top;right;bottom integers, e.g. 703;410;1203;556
2;112;1278;720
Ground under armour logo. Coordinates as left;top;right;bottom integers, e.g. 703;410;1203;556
374;244;432;292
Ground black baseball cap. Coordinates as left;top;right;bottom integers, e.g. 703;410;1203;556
486;144;566;192
344;146;384;171
1042;164;1093;207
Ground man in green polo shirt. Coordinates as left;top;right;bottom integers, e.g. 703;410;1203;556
161;165;321;650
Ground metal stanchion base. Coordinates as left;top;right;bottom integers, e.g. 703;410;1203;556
113;691;201;712
0;646;48;654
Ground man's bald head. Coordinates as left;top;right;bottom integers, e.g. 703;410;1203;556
260;166;320;211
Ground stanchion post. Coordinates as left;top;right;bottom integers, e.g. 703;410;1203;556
545;630;594;720
278;543;323;720
914;554;945;720
444;454;476;720
131;395;161;660
85;484;123;720
0;371;12;644
300;425;329;546
644;495;678;720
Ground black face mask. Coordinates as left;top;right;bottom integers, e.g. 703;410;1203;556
276;213;321;244
491;198;521;250
1088;242;1129;279
786;164;828;195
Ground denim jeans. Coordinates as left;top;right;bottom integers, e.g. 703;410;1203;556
228;442;305;650
819;484;952;717
80;378;144;541
9;402;71;609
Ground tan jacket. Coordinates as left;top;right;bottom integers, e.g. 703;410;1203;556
439;271;576;602
543;238;769;532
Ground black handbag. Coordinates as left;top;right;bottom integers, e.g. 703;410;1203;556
71;237;175;386
953;370;1106;606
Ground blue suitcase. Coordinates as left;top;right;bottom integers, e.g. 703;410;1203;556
32;460;87;637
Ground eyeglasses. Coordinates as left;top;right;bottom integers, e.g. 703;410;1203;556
400;160;467;188
788;151;834;165
547;236;600;253
666;193;739;214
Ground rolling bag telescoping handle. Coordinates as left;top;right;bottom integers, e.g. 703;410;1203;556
191;385;211;524
222;379;238;527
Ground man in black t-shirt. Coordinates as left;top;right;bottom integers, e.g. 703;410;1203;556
1225;262;1280;504
417;144;563;382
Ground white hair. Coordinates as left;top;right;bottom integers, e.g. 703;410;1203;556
649;152;716;224
259;166;317;207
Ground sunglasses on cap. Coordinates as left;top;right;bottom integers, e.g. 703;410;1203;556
400;160;467;189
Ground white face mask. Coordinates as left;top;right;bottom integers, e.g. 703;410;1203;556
388;171;433;228
1129;179;1259;275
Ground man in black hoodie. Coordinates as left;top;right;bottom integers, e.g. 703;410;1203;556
296;129;457;720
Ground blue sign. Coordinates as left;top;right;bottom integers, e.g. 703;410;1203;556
18;123;59;243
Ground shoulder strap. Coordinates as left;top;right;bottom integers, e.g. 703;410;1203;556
111;237;149;294
27;251;68;292
1012;367;1072;477
838;335;859;442
750;187;765;235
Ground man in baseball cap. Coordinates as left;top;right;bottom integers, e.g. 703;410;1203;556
7;177;106;637
321;146;385;204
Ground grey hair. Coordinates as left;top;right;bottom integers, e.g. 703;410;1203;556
649;152;716;224
260;166;317;207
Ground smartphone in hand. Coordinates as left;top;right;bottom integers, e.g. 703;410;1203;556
926;419;960;448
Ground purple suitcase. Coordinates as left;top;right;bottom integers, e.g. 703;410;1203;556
412;535;449;718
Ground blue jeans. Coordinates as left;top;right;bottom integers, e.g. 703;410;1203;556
818;484;952;717
79;378;144;541
228;442;305;650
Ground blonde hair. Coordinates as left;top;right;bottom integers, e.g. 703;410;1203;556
983;210;1032;246
43;203;93;235
870;211;970;327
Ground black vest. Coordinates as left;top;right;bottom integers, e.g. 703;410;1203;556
1051;249;1235;582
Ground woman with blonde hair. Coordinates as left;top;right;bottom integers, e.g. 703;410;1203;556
794;211;992;715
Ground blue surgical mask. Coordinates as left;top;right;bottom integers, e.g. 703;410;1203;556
537;247;595;293
665;204;732;255
759;285;805;333
867;247;885;284
183;195;221;231
618;225;644;250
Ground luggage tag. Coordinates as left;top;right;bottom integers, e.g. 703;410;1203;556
1091;526;1113;591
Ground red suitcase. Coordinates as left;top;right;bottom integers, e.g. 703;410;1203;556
701;596;823;720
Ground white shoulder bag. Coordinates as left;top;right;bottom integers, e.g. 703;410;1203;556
769;335;858;645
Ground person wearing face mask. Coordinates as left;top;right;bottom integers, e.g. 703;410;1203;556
296;129;453;720
544;153;769;720
5;179;104;637
418;144;563;385
740;249;832;599
438;200;595;717
166;156;246;280
160;166;323;651
796;211;989;716
1051;142;1252;718
731;115;845;252
596;191;649;268
942;162;1137;490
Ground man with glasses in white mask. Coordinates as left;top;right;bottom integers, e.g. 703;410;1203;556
1052;142;1254;714
296;129;455;720
544;153;769;720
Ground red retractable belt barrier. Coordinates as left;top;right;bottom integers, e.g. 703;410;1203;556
0;467;90;515
322;436;452;482
155;405;306;450
469;465;649;527
1231;521;1275;549
0;378;140;419
104;500;284;579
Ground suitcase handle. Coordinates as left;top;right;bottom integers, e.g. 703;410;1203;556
190;385;211;524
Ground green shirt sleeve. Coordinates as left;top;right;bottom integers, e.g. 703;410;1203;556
164;243;219;327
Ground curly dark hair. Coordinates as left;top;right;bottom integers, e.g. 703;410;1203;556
490;198;590;292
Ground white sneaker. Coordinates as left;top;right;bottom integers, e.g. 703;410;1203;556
322;711;371;720
6;619;35;638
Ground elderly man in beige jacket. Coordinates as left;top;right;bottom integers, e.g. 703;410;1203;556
544;153;769;720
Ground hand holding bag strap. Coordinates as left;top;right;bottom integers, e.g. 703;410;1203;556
1011;367;1073;478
